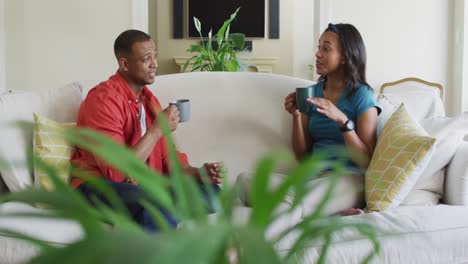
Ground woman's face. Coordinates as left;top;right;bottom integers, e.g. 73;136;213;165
315;31;345;76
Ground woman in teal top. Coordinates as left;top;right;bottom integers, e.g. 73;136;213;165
308;80;380;162
284;23;381;215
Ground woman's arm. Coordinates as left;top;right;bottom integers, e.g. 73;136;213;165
285;92;313;161
291;113;312;161
341;107;378;168
308;97;378;168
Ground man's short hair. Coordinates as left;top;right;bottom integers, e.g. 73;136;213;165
114;30;152;59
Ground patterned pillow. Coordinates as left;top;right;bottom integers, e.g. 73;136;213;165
365;104;436;211
33;113;75;190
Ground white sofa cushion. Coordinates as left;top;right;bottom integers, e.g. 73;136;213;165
150;72;314;182
376;90;446;137
227;205;468;264
292;205;468;264
0;202;83;263
445;140;468;205
402;116;468;205
0;83;82;192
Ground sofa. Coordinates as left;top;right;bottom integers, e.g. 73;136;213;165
0;72;467;263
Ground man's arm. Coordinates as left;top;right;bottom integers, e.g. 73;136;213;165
147;98;222;184
133;105;178;162
183;163;223;184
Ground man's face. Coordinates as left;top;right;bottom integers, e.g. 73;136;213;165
123;40;158;86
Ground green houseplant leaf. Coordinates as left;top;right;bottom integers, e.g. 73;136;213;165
184;8;246;73
0;117;381;263
230;33;245;50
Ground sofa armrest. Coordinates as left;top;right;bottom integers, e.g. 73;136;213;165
444;140;468;205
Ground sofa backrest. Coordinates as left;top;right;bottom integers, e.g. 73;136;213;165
379;79;446;121
150;72;314;182
0;83;83;192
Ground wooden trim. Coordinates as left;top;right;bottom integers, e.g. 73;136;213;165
379;77;444;100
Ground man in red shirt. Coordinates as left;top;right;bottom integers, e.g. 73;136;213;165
71;29;222;231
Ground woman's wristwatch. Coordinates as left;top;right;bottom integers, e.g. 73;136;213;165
340;119;355;132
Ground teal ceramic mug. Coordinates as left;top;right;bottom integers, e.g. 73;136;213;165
295;86;316;114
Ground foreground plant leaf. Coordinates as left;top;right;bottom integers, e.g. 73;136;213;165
0;117;381;263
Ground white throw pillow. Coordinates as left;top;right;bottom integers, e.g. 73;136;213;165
0;82;82;192
419;115;468;137
402;131;463;205
376;94;399;137
381;90;445;120
402;115;468;206
376;91;446;137
445;140;468;205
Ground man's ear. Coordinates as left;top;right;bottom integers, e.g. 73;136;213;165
118;57;129;72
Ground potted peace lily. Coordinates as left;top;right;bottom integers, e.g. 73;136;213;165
183;8;247;72
0;116;380;263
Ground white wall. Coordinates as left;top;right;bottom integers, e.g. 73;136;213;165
452;0;466;114
292;0;315;80
150;0;298;77
464;1;468;113
5;0;133;92
461;0;468;114
327;0;452;113
132;0;148;33
0;0;6;92
3;0;462;111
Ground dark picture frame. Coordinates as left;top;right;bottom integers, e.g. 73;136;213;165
172;0;279;39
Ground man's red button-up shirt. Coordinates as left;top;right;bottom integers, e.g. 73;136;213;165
70;71;188;188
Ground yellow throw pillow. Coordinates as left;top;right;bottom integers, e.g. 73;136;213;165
33;113;75;190
365;104;436;212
